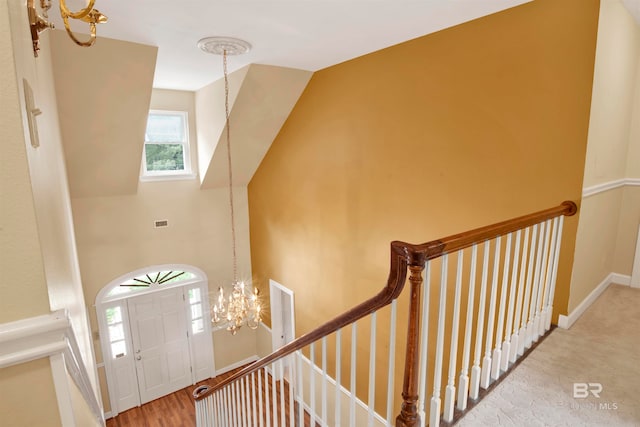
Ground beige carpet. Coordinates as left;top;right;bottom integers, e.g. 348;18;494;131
457;284;640;427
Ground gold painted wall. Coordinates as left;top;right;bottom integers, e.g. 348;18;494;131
248;0;598;411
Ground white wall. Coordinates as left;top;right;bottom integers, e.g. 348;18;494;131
569;0;640;313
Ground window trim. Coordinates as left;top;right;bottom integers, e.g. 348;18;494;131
141;110;195;181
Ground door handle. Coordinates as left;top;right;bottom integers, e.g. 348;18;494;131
136;356;141;361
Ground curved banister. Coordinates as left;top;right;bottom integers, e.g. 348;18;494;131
195;200;578;402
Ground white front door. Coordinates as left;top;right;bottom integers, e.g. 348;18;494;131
128;288;192;404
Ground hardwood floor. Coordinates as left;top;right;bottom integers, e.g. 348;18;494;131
106;368;241;427
105;366;314;427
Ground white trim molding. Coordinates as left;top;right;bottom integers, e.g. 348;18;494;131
582;178;640;198
558;272;631;329
0;310;105;426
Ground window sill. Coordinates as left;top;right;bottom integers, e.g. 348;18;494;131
140;172;197;183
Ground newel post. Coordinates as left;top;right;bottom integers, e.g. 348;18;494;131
396;263;425;427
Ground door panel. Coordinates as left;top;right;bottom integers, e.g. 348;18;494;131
128;288;192;404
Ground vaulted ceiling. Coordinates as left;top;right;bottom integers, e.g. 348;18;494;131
50;0;639;198
48;1;533;91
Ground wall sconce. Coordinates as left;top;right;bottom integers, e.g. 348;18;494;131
28;0;108;57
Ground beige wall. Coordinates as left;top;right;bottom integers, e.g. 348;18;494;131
2;0;99;421
0;359;61;427
569;0;640;311
0;0;50;324
249;0;597;410
72;89;257;381
50;31;157;198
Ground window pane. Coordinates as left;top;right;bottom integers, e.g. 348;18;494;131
146;114;185;143
192;318;204;334
109;324;125;342
106;306;122;325
111;340;127;358
145;144;185;171
188;288;201;304
191;303;202;319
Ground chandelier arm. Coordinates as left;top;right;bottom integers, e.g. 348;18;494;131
62;15;97;47
59;0;96;20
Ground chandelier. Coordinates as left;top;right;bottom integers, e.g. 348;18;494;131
199;37;262;335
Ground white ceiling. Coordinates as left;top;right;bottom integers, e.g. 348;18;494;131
52;1;532;91
623;0;640;25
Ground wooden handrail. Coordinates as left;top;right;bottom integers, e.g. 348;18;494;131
394;201;578;267
194;200;578;403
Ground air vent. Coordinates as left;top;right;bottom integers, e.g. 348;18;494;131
154;219;169;228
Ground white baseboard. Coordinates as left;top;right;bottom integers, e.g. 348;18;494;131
558;272;631;329
104;411;113;420
215;355;259;376
611;273;631;286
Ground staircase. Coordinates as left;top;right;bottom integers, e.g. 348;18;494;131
194;201;577;426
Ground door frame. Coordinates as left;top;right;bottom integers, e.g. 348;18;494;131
269;279;295;380
96;264;214;417
632;223;640;288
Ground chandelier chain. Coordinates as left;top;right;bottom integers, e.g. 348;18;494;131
223;49;238;283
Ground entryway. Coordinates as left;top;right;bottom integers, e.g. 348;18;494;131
96;265;215;416
269;279;295;380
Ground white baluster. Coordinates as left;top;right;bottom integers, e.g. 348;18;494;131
519;224;537;356
288;354;295;427
502;230;521;372
492;233;512;380
279;359;286;427
296;352;304;427
470;241;490;399
534;220;552;340
546;216;564;330
265;369;271;427
368;312;377;427
539;218;558;336
224;388;230;425
237;381;243;427
526;222;545;349
443;251;464;422
252;372;258;427
430;254;448;427
481;237;502;389
458;245;478;411
233;382;240;427
322;337;328;425
350;324;357;427
386;300;398;426
417;261;431;424
258;369;265;427
310;343;316;426
335;329;342;427
272;362;279;427
511;227;530;363
241;379;247;427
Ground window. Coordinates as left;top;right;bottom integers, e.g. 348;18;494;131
106;306;127;359
188;288;205;334
106;270;197;298
142;110;193;180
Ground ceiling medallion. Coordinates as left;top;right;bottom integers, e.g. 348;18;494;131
197;37;252;56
